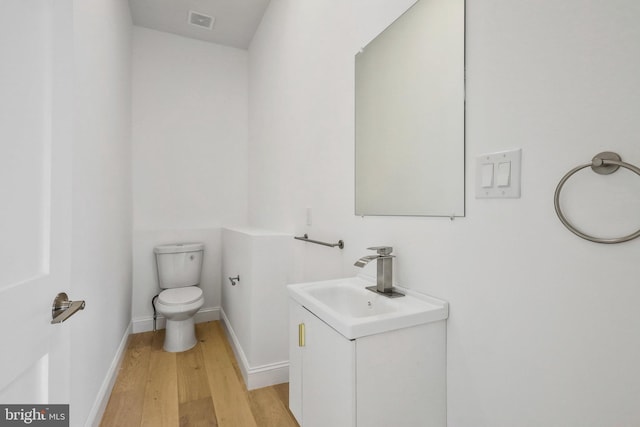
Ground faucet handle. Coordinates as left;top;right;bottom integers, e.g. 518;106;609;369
367;246;393;256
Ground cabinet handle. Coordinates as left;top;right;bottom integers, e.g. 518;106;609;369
298;323;305;347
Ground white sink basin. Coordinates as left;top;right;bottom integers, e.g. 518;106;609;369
287;276;448;339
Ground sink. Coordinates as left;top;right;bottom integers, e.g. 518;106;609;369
287;276;448;339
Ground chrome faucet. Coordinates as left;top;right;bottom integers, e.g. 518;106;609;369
354;246;404;298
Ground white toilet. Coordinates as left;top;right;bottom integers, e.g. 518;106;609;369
154;242;205;352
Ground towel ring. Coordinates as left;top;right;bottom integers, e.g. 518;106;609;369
554;151;640;244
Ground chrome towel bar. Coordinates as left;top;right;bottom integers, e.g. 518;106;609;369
554;151;640;244
294;233;344;249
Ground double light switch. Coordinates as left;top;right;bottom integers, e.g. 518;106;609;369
476;149;521;198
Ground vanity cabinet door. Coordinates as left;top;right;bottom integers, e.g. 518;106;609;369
289;301;356;427
289;302;304;422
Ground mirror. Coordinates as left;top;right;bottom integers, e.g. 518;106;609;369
355;0;465;217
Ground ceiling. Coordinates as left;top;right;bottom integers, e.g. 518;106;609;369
129;0;271;49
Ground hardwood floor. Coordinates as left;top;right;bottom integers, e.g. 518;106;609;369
100;321;299;427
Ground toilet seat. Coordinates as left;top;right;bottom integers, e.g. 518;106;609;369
158;287;203;305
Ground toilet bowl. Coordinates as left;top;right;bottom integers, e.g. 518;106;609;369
154;242;205;352
156;286;204;352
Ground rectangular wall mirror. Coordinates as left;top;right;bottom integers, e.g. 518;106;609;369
355;0;465;217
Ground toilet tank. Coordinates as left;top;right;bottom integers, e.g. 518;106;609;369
154;242;204;289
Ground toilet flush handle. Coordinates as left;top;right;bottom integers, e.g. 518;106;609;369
228;275;240;286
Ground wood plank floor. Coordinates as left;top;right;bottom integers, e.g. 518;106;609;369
101;321;299;427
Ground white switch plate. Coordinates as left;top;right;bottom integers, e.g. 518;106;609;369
306;207;312;226
475;148;522;198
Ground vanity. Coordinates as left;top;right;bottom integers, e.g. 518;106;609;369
288;276;448;427
287;0;461;420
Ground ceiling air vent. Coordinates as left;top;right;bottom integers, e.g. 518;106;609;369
188;11;215;30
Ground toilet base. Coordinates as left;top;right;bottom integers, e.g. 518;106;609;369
163;317;198;352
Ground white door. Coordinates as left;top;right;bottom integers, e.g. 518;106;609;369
0;0;74;406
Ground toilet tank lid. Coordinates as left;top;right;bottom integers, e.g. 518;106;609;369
154;242;204;254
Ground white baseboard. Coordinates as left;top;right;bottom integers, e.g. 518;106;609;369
220;309;289;390
132;307;220;333
86;322;132;427
244;360;290;391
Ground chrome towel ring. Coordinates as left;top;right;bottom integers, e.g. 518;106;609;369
554;151;640;244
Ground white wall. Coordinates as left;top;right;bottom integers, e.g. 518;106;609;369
249;1;640;426
132;26;248;230
71;0;132;425
221;227;294;389
131;27;249;324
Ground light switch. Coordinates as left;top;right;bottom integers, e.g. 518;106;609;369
306;207;312;226
481;163;494;188
497;161;511;187
475;148;521;198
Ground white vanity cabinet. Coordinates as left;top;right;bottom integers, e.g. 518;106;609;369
289;299;447;427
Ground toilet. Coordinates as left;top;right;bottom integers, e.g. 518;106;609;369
154;242;205;352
